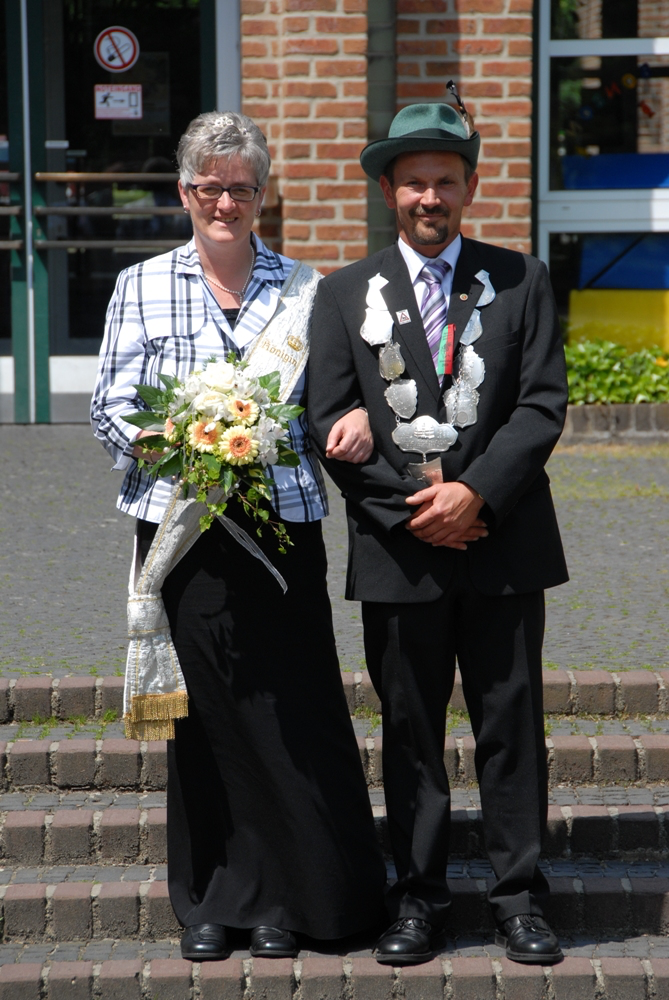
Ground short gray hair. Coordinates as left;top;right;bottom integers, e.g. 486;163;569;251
177;111;271;187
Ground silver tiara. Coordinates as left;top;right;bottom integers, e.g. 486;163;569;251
213;115;248;135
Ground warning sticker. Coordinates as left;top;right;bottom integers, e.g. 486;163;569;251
94;84;143;120
94;26;140;73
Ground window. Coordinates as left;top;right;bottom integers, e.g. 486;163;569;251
538;0;669;349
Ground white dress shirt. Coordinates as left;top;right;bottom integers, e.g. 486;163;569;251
397;233;462;314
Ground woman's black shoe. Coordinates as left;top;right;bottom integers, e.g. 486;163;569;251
374;918;439;965
250;926;298;958
181;923;229;960
495;915;563;964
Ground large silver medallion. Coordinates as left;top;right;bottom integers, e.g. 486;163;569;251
392;415;458;460
385;378;417;419
379;342;406;381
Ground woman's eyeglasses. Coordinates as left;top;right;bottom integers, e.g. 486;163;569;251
188;184;260;203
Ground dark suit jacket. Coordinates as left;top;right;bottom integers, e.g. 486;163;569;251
308;237;569;603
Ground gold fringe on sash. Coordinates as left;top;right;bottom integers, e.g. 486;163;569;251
124;691;189;741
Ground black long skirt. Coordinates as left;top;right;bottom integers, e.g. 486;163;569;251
138;509;386;938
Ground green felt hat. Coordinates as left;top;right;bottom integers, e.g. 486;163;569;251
360;103;480;181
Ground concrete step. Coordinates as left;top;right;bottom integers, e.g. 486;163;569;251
3;668;669;724
3;733;669;794
5;790;669;864
0;952;663;1000
1;861;669;943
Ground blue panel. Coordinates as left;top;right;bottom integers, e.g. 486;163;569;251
562;152;669;190
578;234;669;290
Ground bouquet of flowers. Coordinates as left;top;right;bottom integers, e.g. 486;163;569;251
124;356;303;550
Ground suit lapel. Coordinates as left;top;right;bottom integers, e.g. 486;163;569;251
377;243;441;403
447;238;485;351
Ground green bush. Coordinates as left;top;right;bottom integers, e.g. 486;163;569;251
565;339;669;405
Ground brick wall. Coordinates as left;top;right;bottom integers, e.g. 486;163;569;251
241;0;369;272
396;0;533;253
241;0;536;265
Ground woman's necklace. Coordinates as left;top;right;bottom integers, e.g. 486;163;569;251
204;246;256;302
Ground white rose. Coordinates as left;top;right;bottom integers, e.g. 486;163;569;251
202;360;236;392
184;372;205;400
192;389;229;418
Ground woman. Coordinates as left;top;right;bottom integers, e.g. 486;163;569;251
91;111;386;960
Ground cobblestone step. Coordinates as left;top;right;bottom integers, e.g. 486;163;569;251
3;668;669;725
3;733;669;794
6;792;669;864
0;952;665;1000
0;863;669;944
345;668;669;718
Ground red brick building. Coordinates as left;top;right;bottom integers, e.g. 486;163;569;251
244;0;535;271
0;0;667;420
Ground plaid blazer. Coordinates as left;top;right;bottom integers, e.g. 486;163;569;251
91;236;328;523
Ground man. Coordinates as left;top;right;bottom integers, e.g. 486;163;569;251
308;101;568;966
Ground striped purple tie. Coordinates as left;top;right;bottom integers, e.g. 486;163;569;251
420;258;450;373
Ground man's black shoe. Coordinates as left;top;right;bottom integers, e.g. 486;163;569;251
495;915;563;964
375;918;441;965
181;923;229;961
250;926;298;958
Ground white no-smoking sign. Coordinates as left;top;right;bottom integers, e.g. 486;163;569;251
94;26;140;73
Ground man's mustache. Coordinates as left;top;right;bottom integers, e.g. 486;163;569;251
410;207;450;221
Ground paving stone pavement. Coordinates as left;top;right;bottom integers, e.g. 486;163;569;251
0;934;667;962
2;428;669;676
0;932;667;964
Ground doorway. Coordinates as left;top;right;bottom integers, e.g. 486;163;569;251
1;0;233;422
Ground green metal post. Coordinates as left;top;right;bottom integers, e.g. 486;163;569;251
29;0;48;422
367;0;396;256
5;0;49;422
6;0;28;422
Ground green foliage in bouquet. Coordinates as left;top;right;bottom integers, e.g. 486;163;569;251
124;356;303;552
566;339;669;405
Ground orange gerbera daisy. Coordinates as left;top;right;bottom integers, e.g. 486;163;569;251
218;426;259;466
164;417;179;443
227;397;260;425
188;420;222;453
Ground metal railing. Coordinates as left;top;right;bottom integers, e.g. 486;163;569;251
0;174;23;247
0;171;188;252
34;172;178;183
33;206;183;215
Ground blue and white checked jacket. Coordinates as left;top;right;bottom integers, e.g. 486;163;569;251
91;236;328;523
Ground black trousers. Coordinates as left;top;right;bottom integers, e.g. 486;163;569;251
362;551;549;928
138;511;386;938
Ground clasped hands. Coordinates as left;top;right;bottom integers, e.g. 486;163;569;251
405;481;488;550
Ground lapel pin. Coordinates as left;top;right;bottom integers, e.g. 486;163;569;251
460;293;468;301
396;309;411;325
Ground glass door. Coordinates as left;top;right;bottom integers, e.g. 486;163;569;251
537;0;669;349
43;0;208;422
2;0;220;422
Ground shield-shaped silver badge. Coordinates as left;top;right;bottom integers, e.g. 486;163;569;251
379;342;406;381
385;379;417;419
